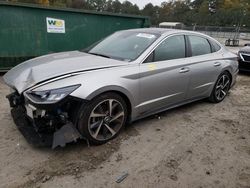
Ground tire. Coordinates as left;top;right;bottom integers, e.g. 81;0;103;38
77;92;128;145
209;71;231;103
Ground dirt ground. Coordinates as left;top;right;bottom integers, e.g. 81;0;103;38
0;73;250;188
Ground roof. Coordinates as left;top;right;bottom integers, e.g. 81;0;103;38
124;28;201;35
124;28;175;35
119;28;221;42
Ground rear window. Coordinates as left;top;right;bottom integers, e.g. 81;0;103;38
188;35;211;56
210;40;221;52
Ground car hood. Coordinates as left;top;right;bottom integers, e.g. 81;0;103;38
239;46;250;53
4;51;128;93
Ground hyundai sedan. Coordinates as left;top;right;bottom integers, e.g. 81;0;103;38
4;28;238;148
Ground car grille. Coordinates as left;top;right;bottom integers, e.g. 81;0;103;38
239;60;250;71
240;53;250;62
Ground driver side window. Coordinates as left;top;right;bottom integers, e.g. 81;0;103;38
144;35;186;63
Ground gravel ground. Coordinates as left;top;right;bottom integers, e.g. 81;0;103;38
0;59;250;187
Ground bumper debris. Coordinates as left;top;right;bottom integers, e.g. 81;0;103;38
52;123;83;149
11;106;53;147
9;92;84;149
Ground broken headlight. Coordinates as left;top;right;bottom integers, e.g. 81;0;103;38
25;85;80;104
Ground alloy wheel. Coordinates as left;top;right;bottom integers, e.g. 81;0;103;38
88;99;125;141
215;74;230;101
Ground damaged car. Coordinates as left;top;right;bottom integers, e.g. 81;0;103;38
4;28;238;148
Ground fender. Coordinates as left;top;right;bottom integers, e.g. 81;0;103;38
86;85;135;107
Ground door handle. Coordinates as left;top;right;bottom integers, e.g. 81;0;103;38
214;62;221;67
179;67;190;73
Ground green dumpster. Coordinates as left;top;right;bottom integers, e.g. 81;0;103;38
0;2;150;71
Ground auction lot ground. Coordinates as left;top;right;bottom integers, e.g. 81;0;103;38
0;47;250;188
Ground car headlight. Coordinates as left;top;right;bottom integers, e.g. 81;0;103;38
25;84;80;104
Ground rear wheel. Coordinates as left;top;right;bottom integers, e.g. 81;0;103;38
77;92;127;145
209;72;231;103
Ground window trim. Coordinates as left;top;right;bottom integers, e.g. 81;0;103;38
142;34;187;64
207;39;213;53
184;35;192;57
143;51;155;63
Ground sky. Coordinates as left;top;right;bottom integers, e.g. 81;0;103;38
120;0;164;9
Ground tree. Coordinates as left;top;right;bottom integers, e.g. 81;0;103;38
3;0;250;28
121;1;140;15
90;0;107;11
142;3;160;26
110;0;122;13
159;0;192;25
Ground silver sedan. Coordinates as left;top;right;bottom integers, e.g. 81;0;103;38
4;28;238;148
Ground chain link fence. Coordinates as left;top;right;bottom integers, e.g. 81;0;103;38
181;26;250;40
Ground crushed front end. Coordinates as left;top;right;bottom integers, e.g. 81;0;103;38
7;89;84;149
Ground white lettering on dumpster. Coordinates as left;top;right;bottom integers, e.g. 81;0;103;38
46;17;65;33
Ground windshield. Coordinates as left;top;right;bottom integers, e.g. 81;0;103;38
88;31;159;61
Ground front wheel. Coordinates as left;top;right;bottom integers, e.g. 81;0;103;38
209;72;231;103
77;92;128;145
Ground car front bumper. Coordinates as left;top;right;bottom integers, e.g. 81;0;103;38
11;106;54;147
239;60;250;72
7;92;84;148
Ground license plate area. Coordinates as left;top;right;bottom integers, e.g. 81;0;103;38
25;104;36;119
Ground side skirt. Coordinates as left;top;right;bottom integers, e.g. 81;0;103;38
132;96;208;122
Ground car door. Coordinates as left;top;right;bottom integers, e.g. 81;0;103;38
137;35;191;115
186;35;223;99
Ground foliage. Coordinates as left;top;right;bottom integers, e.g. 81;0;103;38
5;0;250;27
